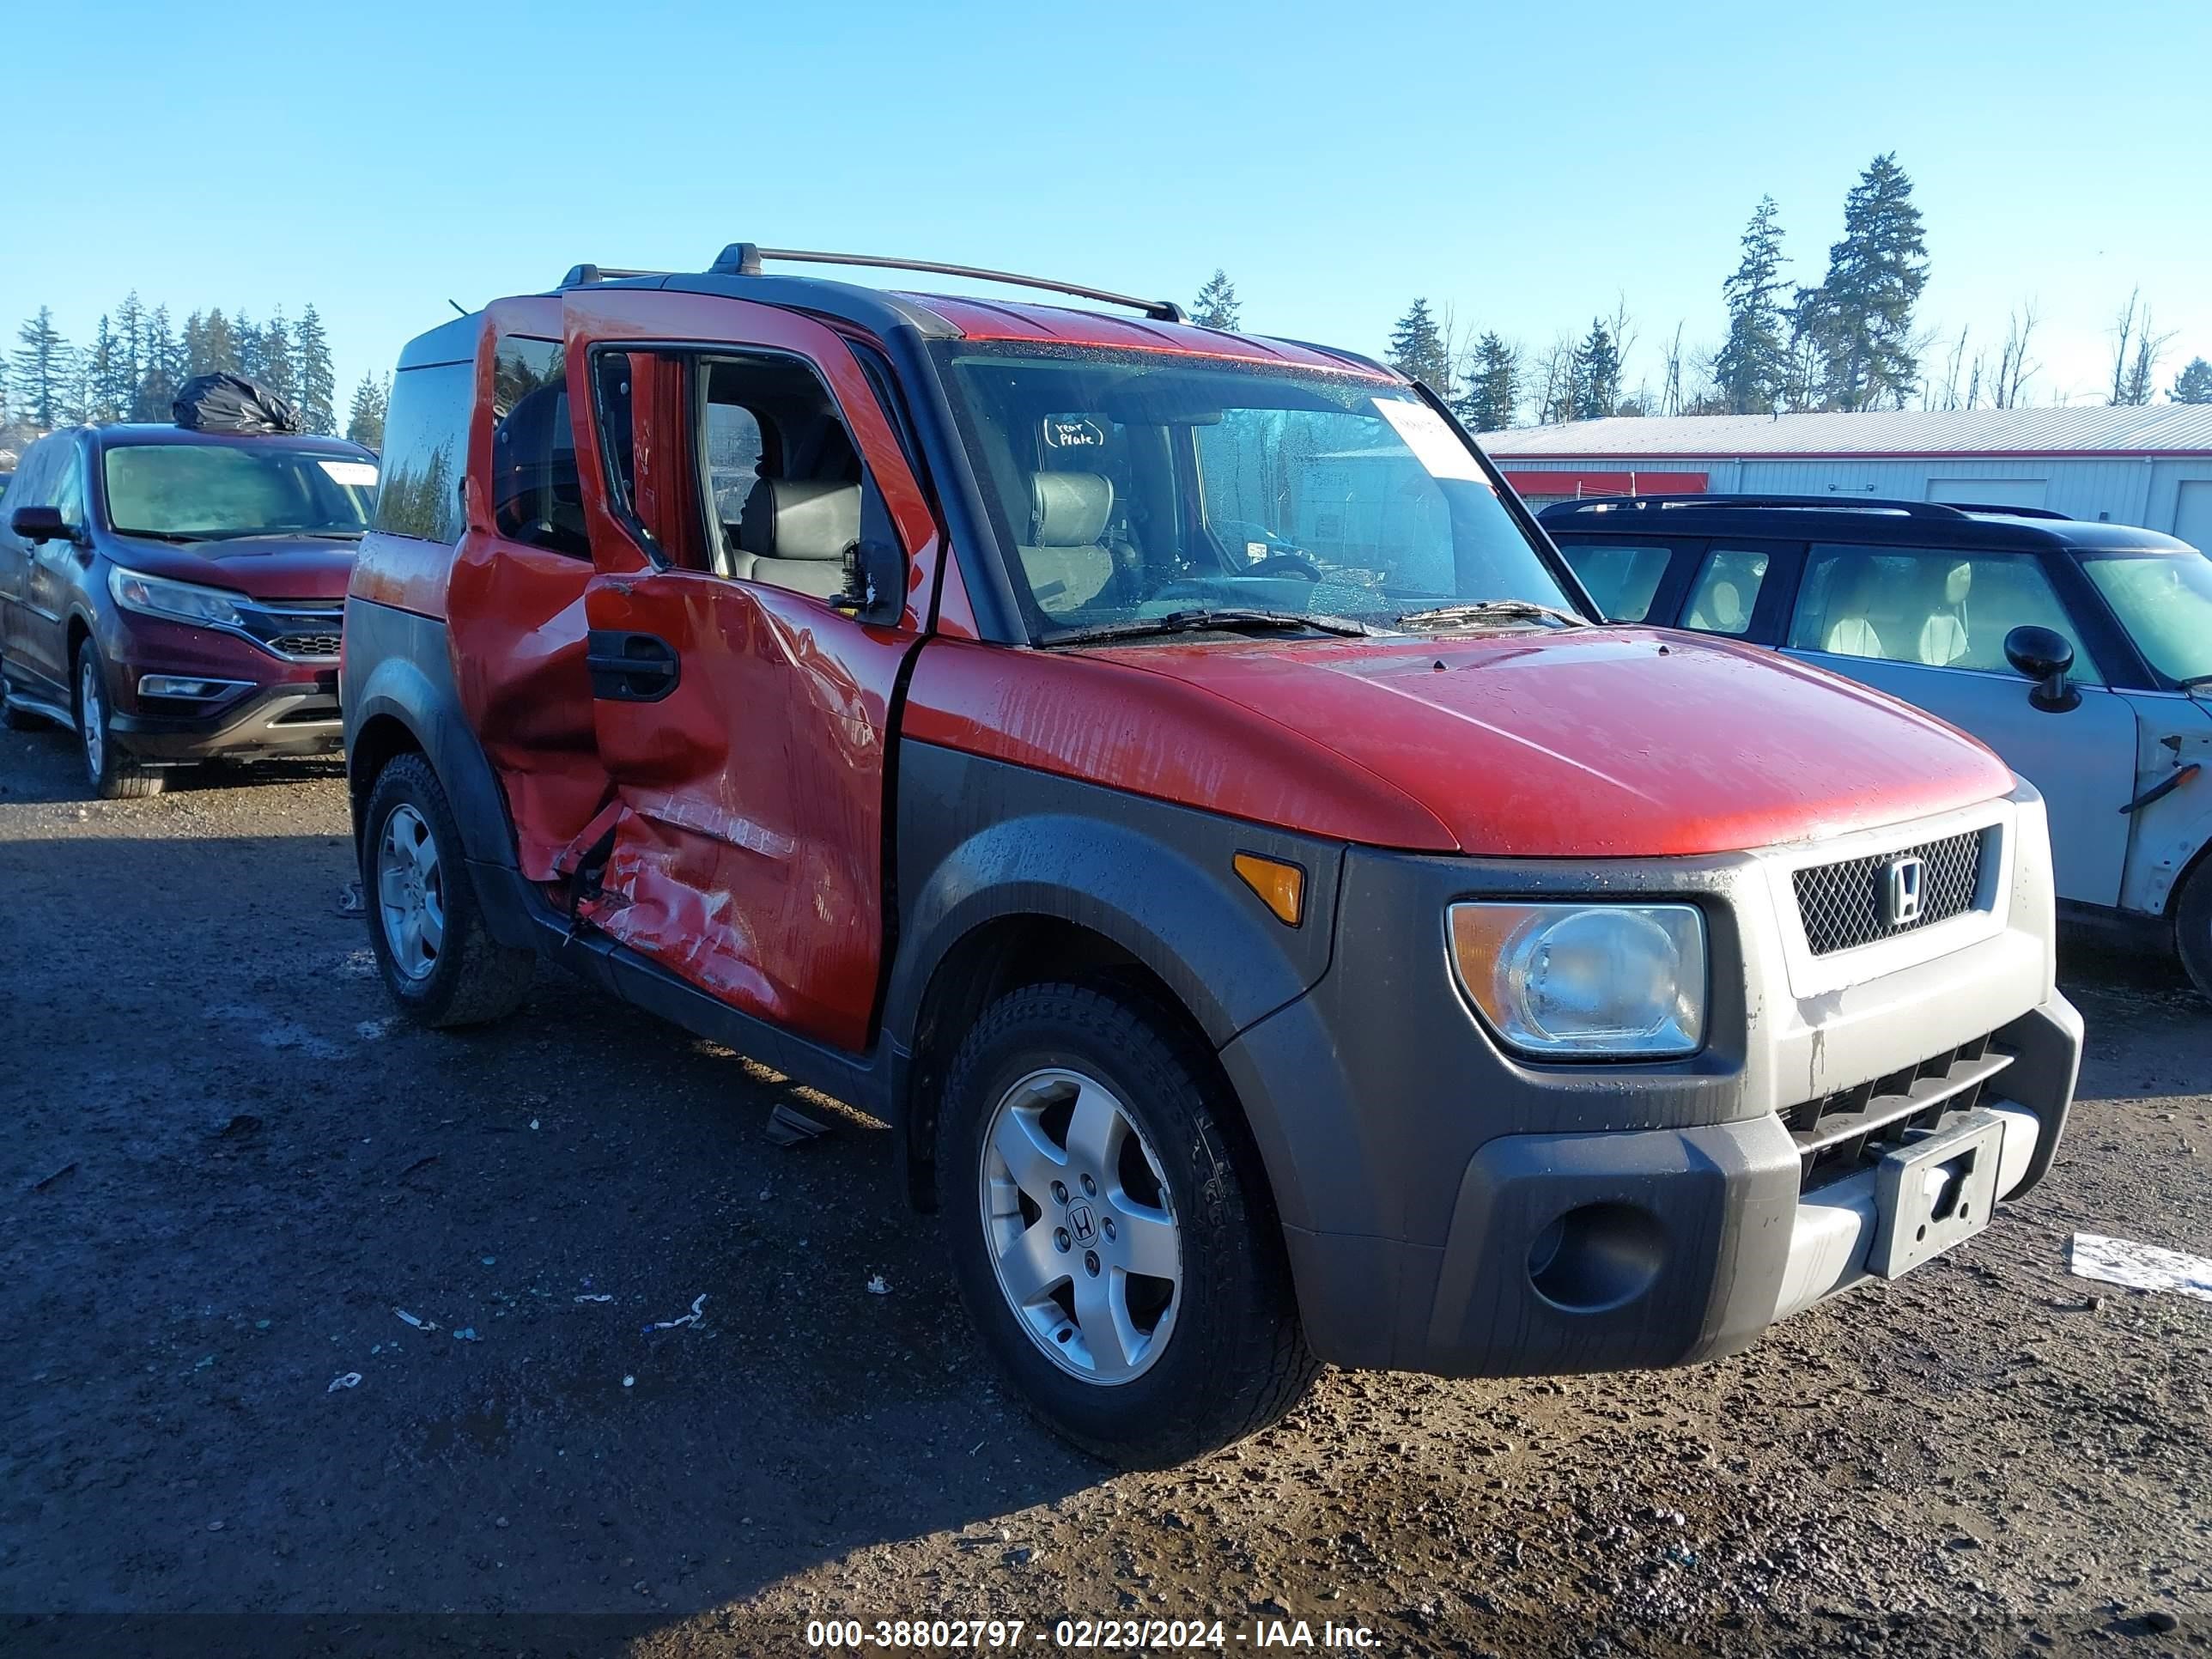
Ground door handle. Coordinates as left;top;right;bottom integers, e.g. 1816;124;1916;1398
586;630;681;702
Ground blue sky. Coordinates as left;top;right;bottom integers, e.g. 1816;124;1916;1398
8;0;2208;417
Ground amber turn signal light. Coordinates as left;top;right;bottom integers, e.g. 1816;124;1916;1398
1233;854;1305;927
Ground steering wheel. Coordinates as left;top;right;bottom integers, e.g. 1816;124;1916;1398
1248;552;1323;583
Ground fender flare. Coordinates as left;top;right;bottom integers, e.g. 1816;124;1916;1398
882;811;1332;1058
345;643;517;874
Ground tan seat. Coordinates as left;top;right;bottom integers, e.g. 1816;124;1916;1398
732;477;858;600
1016;471;1117;617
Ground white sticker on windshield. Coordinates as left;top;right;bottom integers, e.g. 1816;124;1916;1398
319;460;379;487
1371;398;1488;484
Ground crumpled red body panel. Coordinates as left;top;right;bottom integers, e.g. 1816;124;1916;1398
578;572;911;1051
447;535;612;880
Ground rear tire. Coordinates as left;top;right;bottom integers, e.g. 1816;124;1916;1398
362;752;536;1028
2177;860;2212;1006
938;981;1317;1468
75;642;165;799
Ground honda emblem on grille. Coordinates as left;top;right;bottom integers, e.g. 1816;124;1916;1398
1883;854;1928;927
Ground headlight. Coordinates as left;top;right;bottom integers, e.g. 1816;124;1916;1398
1448;902;1707;1058
108;566;250;629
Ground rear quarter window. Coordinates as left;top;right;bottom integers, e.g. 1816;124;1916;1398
372;361;475;544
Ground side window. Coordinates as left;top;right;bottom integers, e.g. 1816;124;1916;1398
696;354;870;601
1557;541;1673;623
489;337;588;558
49;445;87;533
1681;546;1772;637
372;361;474;544
1790;544;2101;684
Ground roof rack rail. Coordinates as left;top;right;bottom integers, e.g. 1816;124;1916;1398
1939;501;2072;520
1540;493;1972;520
560;264;671;288
708;244;1187;324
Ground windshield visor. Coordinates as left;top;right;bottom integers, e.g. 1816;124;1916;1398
933;343;1576;640
103;444;377;541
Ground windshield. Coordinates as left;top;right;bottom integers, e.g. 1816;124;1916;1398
932;343;1577;641
2080;545;2212;685
102;443;377;541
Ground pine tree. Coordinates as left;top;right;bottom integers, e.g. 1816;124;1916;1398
345;373;389;448
234;311;263;383
1804;153;1929;410
114;291;147;405
2173;358;2212;404
1455;332;1522;431
1572;319;1622;420
291;305;337;433
58;346;100;428
88;316;130;422
1712;196;1791;413
1191;270;1242;331
12;307;68;429
1386;299;1452;393
259;307;295;404
137;306;182;420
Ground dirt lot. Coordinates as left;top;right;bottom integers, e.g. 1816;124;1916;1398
2;718;2209;1659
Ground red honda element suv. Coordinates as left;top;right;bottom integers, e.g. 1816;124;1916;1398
342;246;2081;1466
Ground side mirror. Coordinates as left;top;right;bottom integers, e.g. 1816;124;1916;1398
9;505;70;544
835;538;906;624
2005;623;2079;713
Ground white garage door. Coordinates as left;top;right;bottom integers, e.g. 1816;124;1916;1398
2175;481;2212;552
1927;477;2050;509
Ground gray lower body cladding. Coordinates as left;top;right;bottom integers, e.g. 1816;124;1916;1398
1219;815;2081;1377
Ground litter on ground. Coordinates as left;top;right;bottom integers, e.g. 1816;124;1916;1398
766;1103;834;1146
392;1309;436;1331
644;1293;708;1333
2069;1233;2212;1303
453;1327;480;1341
574;1294;614;1304
327;1372;362;1392
866;1274;890;1295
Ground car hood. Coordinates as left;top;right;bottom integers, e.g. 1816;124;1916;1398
1091;627;2017;857
105;532;358;601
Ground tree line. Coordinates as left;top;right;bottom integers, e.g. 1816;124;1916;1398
1191;153;2212;429
3;295;388;450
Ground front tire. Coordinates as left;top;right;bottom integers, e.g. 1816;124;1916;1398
2177;860;2212;1006
939;982;1316;1467
361;752;536;1028
76;642;164;799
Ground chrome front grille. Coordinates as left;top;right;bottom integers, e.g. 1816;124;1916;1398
266;631;343;659
1792;829;1985;957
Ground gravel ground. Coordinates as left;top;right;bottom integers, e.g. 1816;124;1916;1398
2;717;2209;1659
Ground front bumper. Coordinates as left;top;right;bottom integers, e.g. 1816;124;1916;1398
100;610;342;760
1218;785;2082;1376
110;680;343;759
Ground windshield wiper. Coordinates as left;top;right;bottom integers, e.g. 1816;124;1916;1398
1038;608;1383;647
1395;599;1589;631
2178;673;2212;691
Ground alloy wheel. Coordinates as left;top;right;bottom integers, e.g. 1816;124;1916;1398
79;655;104;782
375;803;447;981
977;1066;1182;1384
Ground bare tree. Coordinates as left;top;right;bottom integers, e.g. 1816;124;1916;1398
1531;334;1580;426
2108;289;2176;406
1991;304;2040;410
1660;321;1686;417
1929;325;1971;411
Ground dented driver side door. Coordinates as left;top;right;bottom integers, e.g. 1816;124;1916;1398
562;287;944;1054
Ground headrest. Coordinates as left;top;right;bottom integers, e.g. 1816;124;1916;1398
1943;562;1972;605
1029;471;1113;547
738;477;860;562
